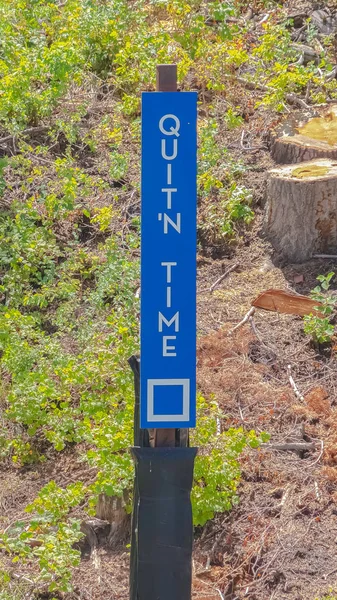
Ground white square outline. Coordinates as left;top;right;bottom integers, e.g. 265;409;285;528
147;378;190;422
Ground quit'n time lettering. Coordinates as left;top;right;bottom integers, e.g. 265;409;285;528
158;114;181;358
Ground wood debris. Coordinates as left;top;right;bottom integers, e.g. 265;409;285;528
252;289;323;317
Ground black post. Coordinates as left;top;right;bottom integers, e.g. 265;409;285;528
128;355;148;600
131;446;197;600
128;355;149;448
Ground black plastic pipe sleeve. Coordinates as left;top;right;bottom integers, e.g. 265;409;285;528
130;446;197;600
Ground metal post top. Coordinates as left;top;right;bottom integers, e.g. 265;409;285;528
156;64;177;92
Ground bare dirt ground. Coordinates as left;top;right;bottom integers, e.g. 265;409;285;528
195;235;337;600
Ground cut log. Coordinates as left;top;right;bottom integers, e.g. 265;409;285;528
291;43;318;65
271;104;337;164
265;159;337;262
311;9;337;35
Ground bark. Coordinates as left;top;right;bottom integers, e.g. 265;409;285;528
311;9;337;35
79;518;111;552
96;492;129;545
272;135;337;164
291;43;318;65
271;104;337;164
264;159;337;262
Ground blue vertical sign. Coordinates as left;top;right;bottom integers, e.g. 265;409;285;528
141;92;197;429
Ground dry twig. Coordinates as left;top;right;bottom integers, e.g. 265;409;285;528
229;307;255;335
307;438;324;467
287;364;304;402
209;263;239;292
313;253;337;259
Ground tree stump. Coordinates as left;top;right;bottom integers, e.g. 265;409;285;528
311;9;337;35
265;159;337;262
96;492;129;545
271;105;337;164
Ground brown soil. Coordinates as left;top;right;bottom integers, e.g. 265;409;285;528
195;239;337;599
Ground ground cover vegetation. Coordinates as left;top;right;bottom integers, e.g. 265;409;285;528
1;0;337;598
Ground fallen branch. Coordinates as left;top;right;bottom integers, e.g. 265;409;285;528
238;130;268;152
308;438;324;467
225;75;311;109
257;12;270;26
262;442;316;452
314;480;321;502
0;125;49;146
285;92;310;110
13;573;35;586
313;253;337;258
252;288;323;317
209;263;238;292
326;65;337;82
323;566;337;581
279;485;291;509
229;307;255;335
287;364;304;402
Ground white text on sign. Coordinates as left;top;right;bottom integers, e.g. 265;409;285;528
158;114;181;358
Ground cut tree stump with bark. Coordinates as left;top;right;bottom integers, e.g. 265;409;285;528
311;9;337;35
265;159;337;262
271;104;337;164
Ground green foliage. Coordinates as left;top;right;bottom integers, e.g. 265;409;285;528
0;202;60;305
303;272;336;345
224;108;244;130
191;396;269;526
0;239;139;454
0;396;268;592
0;0;332;138
203;184;254;243
109;151;129;181
0;569;32;600
197;118;253;245
91;206;115;232
1;482;85;593
0;158;8;196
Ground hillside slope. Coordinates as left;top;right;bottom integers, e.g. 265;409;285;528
1;1;337;599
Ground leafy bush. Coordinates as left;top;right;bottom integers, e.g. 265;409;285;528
197;119;253;245
303;272;336;344
0;395;268;592
1;482;85;593
191;396;269;526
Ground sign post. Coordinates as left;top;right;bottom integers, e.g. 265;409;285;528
130;65;197;600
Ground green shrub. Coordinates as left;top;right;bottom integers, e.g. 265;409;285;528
191;396;269;526
303;272;336;344
197;119;253;245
